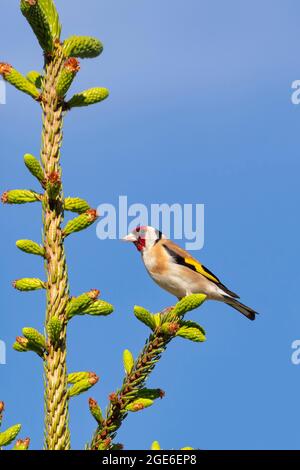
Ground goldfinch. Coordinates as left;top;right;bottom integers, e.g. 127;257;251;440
123;225;257;321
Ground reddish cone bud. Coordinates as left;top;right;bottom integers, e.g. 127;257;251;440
108;392;118;403
89;398;97;408
16;336;29;347
89;375;99;386
87;208;98;220
133;403;144;411
0;63;12;76
1;192;8;203
102;438;112;449
47;171;60;184
64;57;80;73
14;437;30;450
169;322;180;334
89;289;100;300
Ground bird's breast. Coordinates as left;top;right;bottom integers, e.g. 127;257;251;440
141;246;187;298
142;245;168;275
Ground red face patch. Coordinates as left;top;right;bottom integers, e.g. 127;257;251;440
133;226;147;251
134;237;146;252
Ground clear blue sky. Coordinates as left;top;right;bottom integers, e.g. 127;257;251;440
1;0;299;450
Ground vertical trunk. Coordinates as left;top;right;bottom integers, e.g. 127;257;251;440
41;48;70;450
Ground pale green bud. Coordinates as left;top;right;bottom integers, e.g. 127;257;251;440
134;306;157;331
123;349;134;375
63;35;103;59
0;63;40;99
0;424;21;447
16;240;45;257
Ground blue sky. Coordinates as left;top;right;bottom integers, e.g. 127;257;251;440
1;0;300;450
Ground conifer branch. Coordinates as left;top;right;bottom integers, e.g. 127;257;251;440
90;295;206;450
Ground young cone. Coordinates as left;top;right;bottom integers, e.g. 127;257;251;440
56;58;80;97
13;341;28;353
134;306;157;331
125;398;154;412
16;240;45;257
0;424;21;447
151;441;161;450
68;371;95;384
20;0;61;53
68;375;99;398
66;88;109;109
163;294;207;322
63;209;98;237
1;189;41;204
47;316;62;344
23;154;45;185
78;299;114;317
22;327;46;349
176;320;206;343
0;63;40;99
13;278;46;292
88;398;103;425
63;35;103;59
123;349;134;375
15;336;44;356
64;197;90;214
66;289;100;318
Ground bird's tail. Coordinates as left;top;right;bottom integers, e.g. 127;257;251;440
222;296;257;321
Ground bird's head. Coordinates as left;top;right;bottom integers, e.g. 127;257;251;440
122;226;164;252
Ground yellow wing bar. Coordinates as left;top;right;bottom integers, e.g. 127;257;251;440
184;258;220;284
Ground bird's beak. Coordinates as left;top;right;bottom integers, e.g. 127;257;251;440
122;233;137;242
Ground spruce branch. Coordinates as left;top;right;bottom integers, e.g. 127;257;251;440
90;330;170;450
3;0;206;452
90;295;206;450
2;0;110;450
